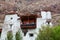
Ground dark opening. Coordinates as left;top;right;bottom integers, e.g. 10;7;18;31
0;29;2;37
22;29;28;36
47;21;50;24
46;19;51;25
24;32;27;36
11;17;13;20
29;33;34;37
21;16;36;25
10;24;13;29
0;32;1;36
10;24;13;27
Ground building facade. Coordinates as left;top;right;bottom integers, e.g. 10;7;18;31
0;11;52;40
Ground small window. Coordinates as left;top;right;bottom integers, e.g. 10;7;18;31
10;24;13;27
0;29;2;36
23;30;28;36
46;19;51;25
0;32;1;36
10;24;13;29
29;33;34;37
11;17;13;20
24;32;26;36
47;21;50;24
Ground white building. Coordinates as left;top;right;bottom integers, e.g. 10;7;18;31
0;11;52;40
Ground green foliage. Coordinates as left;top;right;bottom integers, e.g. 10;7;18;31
36;25;60;40
15;30;22;40
7;31;13;40
52;25;60;40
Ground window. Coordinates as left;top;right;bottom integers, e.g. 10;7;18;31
10;24;13;27
10;24;13;29
22;29;28;36
0;32;1;36
46;19;51;25
21;16;36;24
0;29;2;36
11;17;13;20
29;33;34;37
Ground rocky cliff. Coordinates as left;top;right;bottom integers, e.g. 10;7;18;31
0;0;60;26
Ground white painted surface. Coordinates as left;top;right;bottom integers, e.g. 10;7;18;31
41;11;47;19
4;14;19;24
41;11;52;19
36;18;47;34
1;14;20;40
22;29;36;40
36;18;46;29
47;11;52;19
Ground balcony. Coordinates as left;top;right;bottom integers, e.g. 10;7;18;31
21;24;36;29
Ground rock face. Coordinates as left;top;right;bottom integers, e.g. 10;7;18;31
0;0;60;12
0;14;5;29
0;0;60;26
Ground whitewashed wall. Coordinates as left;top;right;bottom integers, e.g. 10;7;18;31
4;14;19;24
23;29;36;40
1;14;20;40
47;11;52;19
41;11;52;26
41;11;52;19
36;18;47;35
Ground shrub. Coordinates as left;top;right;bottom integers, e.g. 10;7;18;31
7;31;13;40
52;25;60;40
36;25;60;40
15;30;22;40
